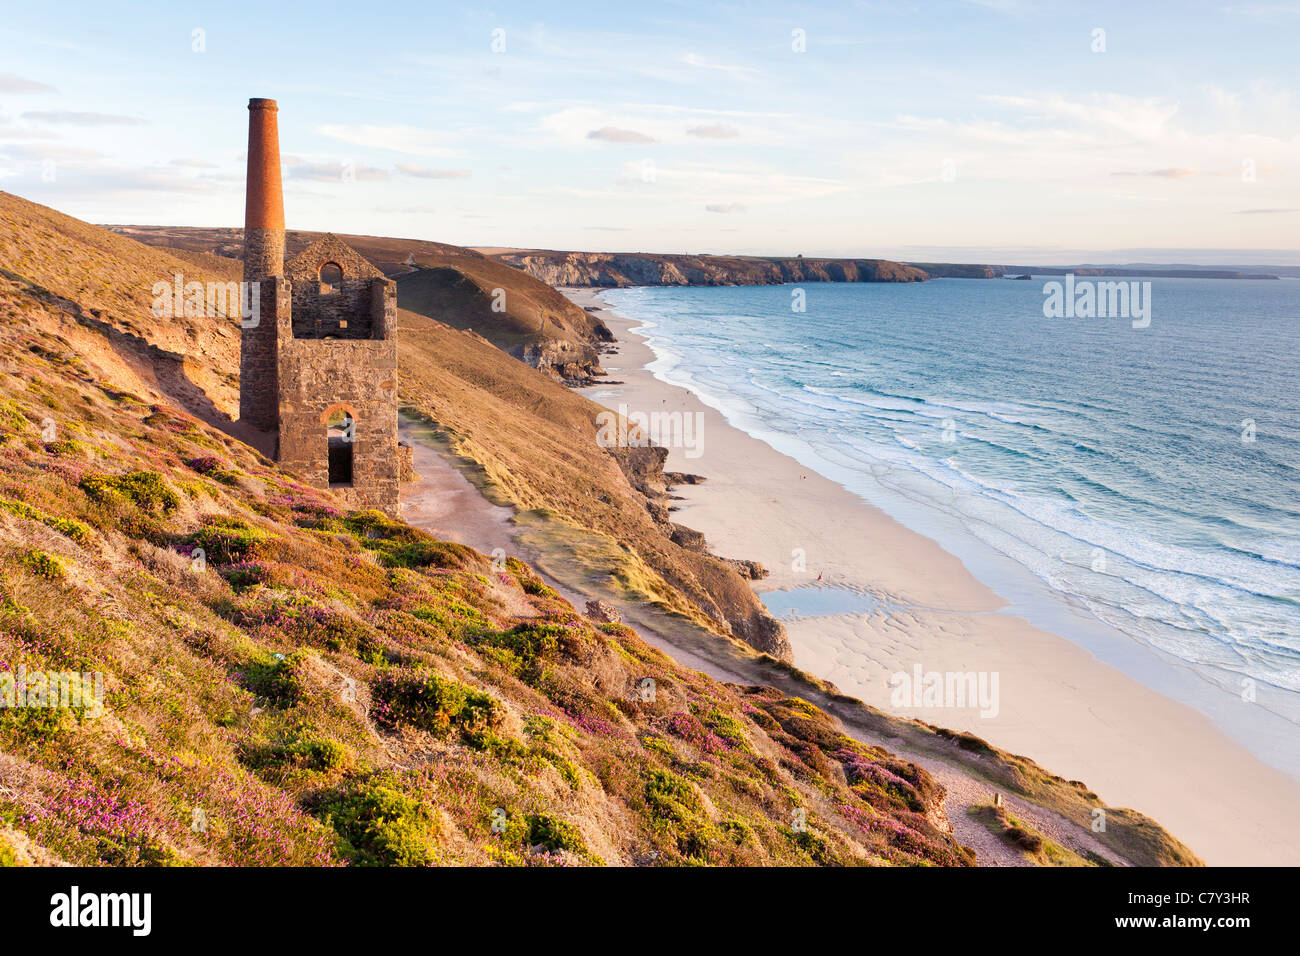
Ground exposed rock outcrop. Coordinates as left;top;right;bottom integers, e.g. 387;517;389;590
604;435;790;660
584;600;622;624
725;558;769;580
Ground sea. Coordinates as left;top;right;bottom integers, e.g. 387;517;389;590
602;277;1300;775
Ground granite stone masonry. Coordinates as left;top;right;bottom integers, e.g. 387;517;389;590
240;98;400;515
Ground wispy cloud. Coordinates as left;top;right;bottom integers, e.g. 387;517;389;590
687;124;740;139
317;124;459;156
0;73;56;93
286;159;389;182
0;143;104;161
22;111;145;126
681;53;758;78
1112;167;1199;178
395;163;471;179
587;126;656;144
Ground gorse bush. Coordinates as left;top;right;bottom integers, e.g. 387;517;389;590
245;650;311;706
492;810;599;864
0;498;90;544
319;779;441;867
184;520;271;564
371;670;501;736
340;509;483;571
245;737;352;775
466;621;580;683
79;470;179;515
644;768;717;861
20;548;66;581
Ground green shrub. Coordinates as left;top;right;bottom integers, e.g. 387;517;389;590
218;561;291;591
249;737;352;773
341;511;483;571
521;813;594;859
44;439;89;458
468;622;570;680
385;540;480;570
720;818;756;847
80;471;179;515
185;521;271;563
319;780;441;866
789;828;837;865
491;810;599;863
245;650;310;706
519;577;559;598
20;549;66;581
0;399;30;432
410;599;488;631
703;707;751;751
644;768;718;860
0;834;22;867
93;834;188;867
645;768;702;825
0;696;75;737
0;499;92;545
372;670;501;736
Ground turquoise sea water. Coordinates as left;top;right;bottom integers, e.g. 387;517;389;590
603;279;1300;730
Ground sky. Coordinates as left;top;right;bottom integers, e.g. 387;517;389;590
1;0;1298;264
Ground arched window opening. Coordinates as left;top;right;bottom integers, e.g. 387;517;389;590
319;262;344;293
326;409;354;486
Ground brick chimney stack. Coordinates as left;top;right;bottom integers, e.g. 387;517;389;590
240;97;284;433
243;97;285;283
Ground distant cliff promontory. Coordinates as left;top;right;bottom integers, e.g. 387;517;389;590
485;250;1281;285
484;249;929;286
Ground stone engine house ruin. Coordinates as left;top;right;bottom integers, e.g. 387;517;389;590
239;98;400;516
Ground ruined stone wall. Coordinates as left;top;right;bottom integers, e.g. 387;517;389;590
274;279;400;515
239;100;401;512
397;442;415;483
290;277;375;339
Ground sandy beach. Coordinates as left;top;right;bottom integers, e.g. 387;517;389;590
564;287;1300;866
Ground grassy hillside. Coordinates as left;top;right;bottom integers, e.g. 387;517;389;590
0;358;984;866
0;191;1200;867
1;203;977;868
106;224;611;384
94;208;789;659
396;266;608;384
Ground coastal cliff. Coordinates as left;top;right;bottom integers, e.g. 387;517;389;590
2;192;1200;867
487;249;929;287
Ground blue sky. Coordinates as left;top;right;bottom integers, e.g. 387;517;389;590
1;0;1298;263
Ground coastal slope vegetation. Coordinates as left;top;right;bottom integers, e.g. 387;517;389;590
0;191;1200;867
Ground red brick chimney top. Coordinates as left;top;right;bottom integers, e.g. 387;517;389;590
245;97;284;231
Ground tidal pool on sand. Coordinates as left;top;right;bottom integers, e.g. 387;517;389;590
760;585;878;619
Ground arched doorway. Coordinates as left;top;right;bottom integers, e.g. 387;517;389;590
323;405;355;486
